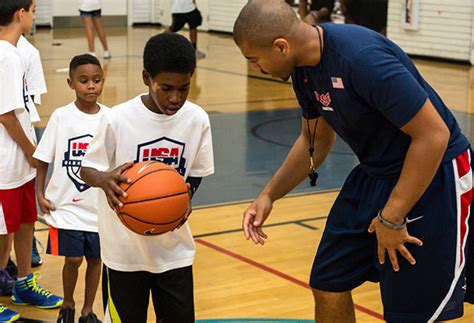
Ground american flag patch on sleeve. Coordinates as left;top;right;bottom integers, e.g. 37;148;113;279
331;77;344;89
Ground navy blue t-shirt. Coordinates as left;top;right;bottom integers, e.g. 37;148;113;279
292;23;469;176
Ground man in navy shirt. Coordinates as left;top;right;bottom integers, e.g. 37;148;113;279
233;0;473;322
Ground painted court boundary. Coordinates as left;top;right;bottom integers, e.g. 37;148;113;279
195;239;384;321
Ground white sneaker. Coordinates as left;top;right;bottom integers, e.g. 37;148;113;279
104;50;112;59
195;49;206;59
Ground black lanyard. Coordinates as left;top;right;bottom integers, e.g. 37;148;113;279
306;25;323;187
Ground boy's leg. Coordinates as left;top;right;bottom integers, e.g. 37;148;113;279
81;231;101;317
92;13;110;53
168;13;186;33
11;185;63;309
82;257;101;317
81;15;96;53
0;235;13;269
103;266;151;322
187;9;204;58
13;222;33;278
0;235;14;296
63;256;83;308
151;266;194;323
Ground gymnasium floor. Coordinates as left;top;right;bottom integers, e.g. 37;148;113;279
2;26;473;322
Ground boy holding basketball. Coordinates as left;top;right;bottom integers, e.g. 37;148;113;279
0;1;64;321
80;32;214;322
34;54;107;323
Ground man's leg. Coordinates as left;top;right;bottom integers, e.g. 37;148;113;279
313;289;355;323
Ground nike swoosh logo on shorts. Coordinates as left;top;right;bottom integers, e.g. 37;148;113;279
72;198;83;203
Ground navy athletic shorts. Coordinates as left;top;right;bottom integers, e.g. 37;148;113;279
310;149;472;322
47;227;100;259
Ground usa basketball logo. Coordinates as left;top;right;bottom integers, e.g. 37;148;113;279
135;137;187;176
62;134;93;192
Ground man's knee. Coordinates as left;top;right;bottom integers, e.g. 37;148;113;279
312;288;352;304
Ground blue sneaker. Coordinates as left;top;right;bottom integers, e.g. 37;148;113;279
0;269;15;295
0;304;19;321
11;272;63;309
32;236;43;267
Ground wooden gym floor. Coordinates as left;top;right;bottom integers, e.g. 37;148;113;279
2;26;473;322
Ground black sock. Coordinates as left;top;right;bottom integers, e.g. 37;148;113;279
192;42;197;49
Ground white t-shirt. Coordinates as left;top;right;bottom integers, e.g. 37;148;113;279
0;40;36;189
172;0;196;14
79;0;101;12
33;102;109;232
82;95;214;273
17;35;47;122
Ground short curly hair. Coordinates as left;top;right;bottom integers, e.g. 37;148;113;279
0;0;33;26
143;32;196;78
69;54;102;78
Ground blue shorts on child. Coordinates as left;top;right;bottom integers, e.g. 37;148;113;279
47;227;100;259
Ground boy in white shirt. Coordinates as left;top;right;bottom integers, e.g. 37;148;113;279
81;32;214;322
34;54;107;323
0;0;63;321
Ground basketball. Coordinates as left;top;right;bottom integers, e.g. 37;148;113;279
117;161;190;236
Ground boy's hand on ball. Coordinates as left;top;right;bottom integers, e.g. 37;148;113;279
100;162;133;210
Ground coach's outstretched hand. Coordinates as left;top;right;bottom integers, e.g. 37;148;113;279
368;217;423;272
243;194;273;245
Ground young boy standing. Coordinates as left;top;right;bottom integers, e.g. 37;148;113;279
168;0;206;59
34;54;107;323
0;0;63;321
81;32;214;322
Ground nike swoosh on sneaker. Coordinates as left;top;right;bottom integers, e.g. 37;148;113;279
72;198;83;203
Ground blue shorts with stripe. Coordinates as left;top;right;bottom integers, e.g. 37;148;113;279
310;150;473;322
47;227;100;259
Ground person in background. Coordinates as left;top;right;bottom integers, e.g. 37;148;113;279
79;0;111;59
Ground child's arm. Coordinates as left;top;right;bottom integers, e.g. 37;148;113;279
0;111;36;167
81;163;133;210
186;176;202;199
35;159;55;214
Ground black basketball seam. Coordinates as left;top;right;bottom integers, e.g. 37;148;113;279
122;191;189;205
118;211;186;225
123;168;181;193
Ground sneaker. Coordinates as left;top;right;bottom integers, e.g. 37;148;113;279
0;304;19;321
103;50;112;59
32;236;43;267
195;49;206;59
0;269;15;295
57;307;75;323
6;258;18;280
79;312;101;323
11;272;63;309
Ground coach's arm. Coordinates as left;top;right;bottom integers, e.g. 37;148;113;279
242;116;336;244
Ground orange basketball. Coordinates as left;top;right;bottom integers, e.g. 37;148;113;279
117;161;190;236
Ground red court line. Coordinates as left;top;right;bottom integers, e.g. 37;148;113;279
195;238;384;321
